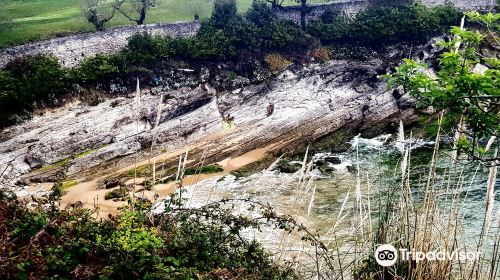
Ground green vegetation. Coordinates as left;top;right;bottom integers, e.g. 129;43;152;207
125;163;222;180
119;0;311;61
308;3;462;44
60;179;79;189
126;164;158;178
32;146;105;173
184;164;224;175
0;189;304;279
385;11;499;162
0;1;465;129
0;55;71;127
0;0;210;47
33;158;72;173
74;145;106;159
105;186;130;200
0;0;329;47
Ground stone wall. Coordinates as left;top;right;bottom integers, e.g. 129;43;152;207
274;0;496;25
420;0;496;11
273;0;367;24
0;21;200;68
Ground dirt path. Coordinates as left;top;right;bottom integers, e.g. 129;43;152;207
60;144;272;216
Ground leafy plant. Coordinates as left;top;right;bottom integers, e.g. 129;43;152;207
0;189;302;279
76;53;123;84
309;3;461;45
0;55;71;127
385;12;499;162
264;53;292;74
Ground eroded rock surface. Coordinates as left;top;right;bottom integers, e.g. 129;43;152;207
0;59;416;187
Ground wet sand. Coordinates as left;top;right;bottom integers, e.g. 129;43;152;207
59;145;271;216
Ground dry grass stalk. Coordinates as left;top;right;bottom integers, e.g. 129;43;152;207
130;78;142;208
396;120;405;154
451;115;466;163
142;112;498;279
474;149;499;277
150;94;164;153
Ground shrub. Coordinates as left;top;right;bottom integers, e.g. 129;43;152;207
433;4;464;27
75;53;123;84
320;8;344;24
188;0;258;59
307;11;350;42
0;55;71;127
247;0;276;28
366;0;414;7
264;53;292;74
311;47;331;62
104;186;129;200
248;1;308;50
127;32;159;61
310;3;462;45
96;211;165;278
183;164;224;175
188;0;307;56
351;4;461;44
209;0;239;29
264;20;306;49
126;32;180;63
0;70;21;127
0;190;298;279
5;55;71;103
188;26;237;59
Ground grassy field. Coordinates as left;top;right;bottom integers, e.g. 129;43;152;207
0;0;328;48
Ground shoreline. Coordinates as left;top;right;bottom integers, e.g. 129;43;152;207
58;145;272;216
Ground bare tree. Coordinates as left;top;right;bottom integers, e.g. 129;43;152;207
295;0;309;29
263;0;309;28
187;0;211;21
82;0;119;31
266;0;286;8
114;0;158;25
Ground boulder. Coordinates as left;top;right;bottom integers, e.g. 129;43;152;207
324;156;341;164
100;178;126;189
275;160;302;173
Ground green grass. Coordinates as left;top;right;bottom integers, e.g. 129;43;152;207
32;145;105;173
126;163;224;180
34;157;71;173
74;145;105;159
0;0;329;48
183;164;224;175
61;179;79;189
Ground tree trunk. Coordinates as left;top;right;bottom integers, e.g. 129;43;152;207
300;0;307;29
96;22;105;31
137;4;146;25
90;15;105;31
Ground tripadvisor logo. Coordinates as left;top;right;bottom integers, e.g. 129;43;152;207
375;244;398;267
374;244;481;267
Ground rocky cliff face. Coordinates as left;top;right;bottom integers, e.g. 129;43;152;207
0;56;417;188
